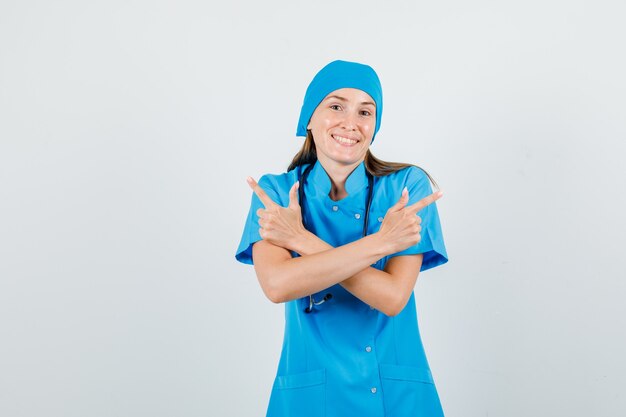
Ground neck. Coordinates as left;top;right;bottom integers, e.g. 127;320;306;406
318;157;362;201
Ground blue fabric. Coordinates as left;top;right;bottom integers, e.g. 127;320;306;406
296;60;383;143
235;161;448;417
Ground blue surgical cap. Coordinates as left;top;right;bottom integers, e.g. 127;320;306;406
296;60;383;143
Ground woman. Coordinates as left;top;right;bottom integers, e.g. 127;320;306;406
235;60;448;417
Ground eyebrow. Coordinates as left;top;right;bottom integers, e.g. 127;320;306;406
324;95;376;107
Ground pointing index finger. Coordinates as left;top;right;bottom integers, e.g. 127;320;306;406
407;190;443;214
246;176;278;209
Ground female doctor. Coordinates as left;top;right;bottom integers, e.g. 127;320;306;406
235;60;449;417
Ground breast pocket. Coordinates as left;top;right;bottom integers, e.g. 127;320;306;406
266;368;326;417
379;364;444;417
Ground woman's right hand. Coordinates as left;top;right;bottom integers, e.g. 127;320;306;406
247;177;308;252
376;188;443;255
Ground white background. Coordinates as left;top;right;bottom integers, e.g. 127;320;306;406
1;1;625;416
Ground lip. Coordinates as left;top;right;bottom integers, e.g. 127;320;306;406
331;133;360;146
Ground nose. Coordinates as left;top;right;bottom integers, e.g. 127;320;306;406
340;111;358;131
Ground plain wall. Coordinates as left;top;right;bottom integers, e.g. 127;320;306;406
1;1;625;416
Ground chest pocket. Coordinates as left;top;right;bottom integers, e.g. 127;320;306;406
267;368;326;417
379;364;444;417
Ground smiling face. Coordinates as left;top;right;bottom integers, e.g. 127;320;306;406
306;88;376;169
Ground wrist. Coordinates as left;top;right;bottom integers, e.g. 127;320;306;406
292;229;330;256
370;232;395;258
289;229;312;255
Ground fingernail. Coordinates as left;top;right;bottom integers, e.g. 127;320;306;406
402;186;408;195
246;176;253;183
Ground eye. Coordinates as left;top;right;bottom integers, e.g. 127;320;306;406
330;104;342;111
360;109;373;116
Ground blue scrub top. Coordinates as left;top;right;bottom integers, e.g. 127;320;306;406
236;160;448;417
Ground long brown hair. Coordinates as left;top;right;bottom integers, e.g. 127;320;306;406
287;130;439;190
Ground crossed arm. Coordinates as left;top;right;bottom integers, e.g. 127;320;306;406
248;177;442;316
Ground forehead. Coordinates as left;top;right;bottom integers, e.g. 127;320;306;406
321;88;376;107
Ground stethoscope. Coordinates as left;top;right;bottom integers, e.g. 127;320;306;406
298;162;375;313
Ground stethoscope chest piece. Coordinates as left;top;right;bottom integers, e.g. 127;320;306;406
304;293;333;313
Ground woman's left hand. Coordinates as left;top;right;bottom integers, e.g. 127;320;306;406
247;177;306;251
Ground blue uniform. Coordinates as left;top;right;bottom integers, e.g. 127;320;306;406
236;160;448;417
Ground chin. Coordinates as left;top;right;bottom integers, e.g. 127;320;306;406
331;154;365;166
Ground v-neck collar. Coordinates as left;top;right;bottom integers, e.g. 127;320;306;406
307;159;368;200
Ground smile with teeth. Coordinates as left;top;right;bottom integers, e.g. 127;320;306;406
332;134;359;145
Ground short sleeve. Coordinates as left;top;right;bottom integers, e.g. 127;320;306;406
235;175;283;265
389;167;448;272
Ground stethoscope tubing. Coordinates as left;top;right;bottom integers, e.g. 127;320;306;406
298;162;374;313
